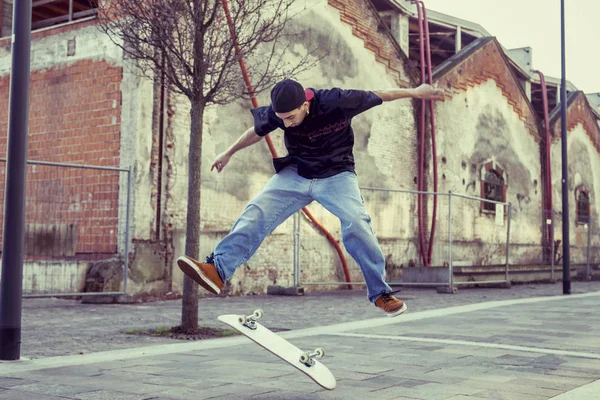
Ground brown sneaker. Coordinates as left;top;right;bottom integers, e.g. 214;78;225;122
375;293;407;317
177;255;224;295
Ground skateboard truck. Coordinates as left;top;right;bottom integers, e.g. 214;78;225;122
299;348;325;367
238;309;263;330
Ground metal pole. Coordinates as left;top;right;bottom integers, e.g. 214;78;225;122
551;210;555;281
586;215;591;280
292;211;298;287
560;0;571;294
298;211;302;287
293;211;301;288
0;0;33;361
505;203;512;284
448;192;453;290
123;168;132;294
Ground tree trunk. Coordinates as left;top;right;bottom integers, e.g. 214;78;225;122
181;99;205;331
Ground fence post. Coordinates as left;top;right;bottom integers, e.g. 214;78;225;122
551;210;555;281
448;191;453;290
123;167;132;294
586;215;591;280
293;211;300;288
505;203;512;285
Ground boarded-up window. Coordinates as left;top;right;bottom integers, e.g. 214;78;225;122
483;170;504;212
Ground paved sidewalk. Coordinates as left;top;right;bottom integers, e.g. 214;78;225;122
1;282;599;399
16;281;600;359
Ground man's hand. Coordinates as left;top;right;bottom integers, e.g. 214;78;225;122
211;152;232;173
413;84;446;101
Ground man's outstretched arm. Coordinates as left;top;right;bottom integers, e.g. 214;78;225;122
373;84;446;102
211;127;263;173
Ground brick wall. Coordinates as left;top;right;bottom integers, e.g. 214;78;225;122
0;59;123;258
551;92;600;152
328;0;413;87
436;39;541;141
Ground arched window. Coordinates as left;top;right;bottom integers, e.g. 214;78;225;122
576;187;590;224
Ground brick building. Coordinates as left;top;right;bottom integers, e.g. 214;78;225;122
0;0;597;296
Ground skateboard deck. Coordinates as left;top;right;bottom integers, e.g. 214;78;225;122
218;309;336;390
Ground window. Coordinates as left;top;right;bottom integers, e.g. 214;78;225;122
480;162;507;214
576;187;590;224
483;170;504;211
32;0;98;31
380;14;393;31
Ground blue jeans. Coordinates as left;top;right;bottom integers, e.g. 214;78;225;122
212;166;392;303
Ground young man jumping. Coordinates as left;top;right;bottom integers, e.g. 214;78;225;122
177;79;445;317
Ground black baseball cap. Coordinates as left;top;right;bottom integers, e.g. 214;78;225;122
270;79;313;113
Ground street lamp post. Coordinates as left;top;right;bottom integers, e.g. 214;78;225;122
560;0;571;295
0;0;32;360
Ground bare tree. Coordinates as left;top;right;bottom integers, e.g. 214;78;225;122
96;0;314;331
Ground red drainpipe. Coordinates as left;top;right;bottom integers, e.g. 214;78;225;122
534;70;553;262
413;0;428;266
419;1;439;266
412;0;439;266
220;0;353;288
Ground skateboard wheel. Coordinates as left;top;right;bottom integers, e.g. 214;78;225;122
299;354;309;363
253;309;264;319
239;316;247;324
315;348;325;358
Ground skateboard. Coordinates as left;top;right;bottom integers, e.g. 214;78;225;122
218;309;336;390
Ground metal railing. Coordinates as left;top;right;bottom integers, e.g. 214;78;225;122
448;192;512;288
0;159;132;298
548;211;595;281
293;187;512;290
199;178;597;293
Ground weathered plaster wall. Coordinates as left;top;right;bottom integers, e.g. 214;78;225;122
167;0;418;294
550;122;600;264
434;79;543;266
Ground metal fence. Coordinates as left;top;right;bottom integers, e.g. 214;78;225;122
507;206;597;281
293;188;512;290
548;211;596;281
0;159;132;297
447;192;512;287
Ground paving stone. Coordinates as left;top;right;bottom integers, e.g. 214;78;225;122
0;379;32;389
0;390;77;400
249;392;322;400
153;383;278;400
468;389;549;400
4;382;92;397
73;391;156;400
371;382;480;400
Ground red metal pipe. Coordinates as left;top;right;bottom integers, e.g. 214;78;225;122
413;0;428;266
420;2;438;266
220;0;353;288
535;70;554;262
